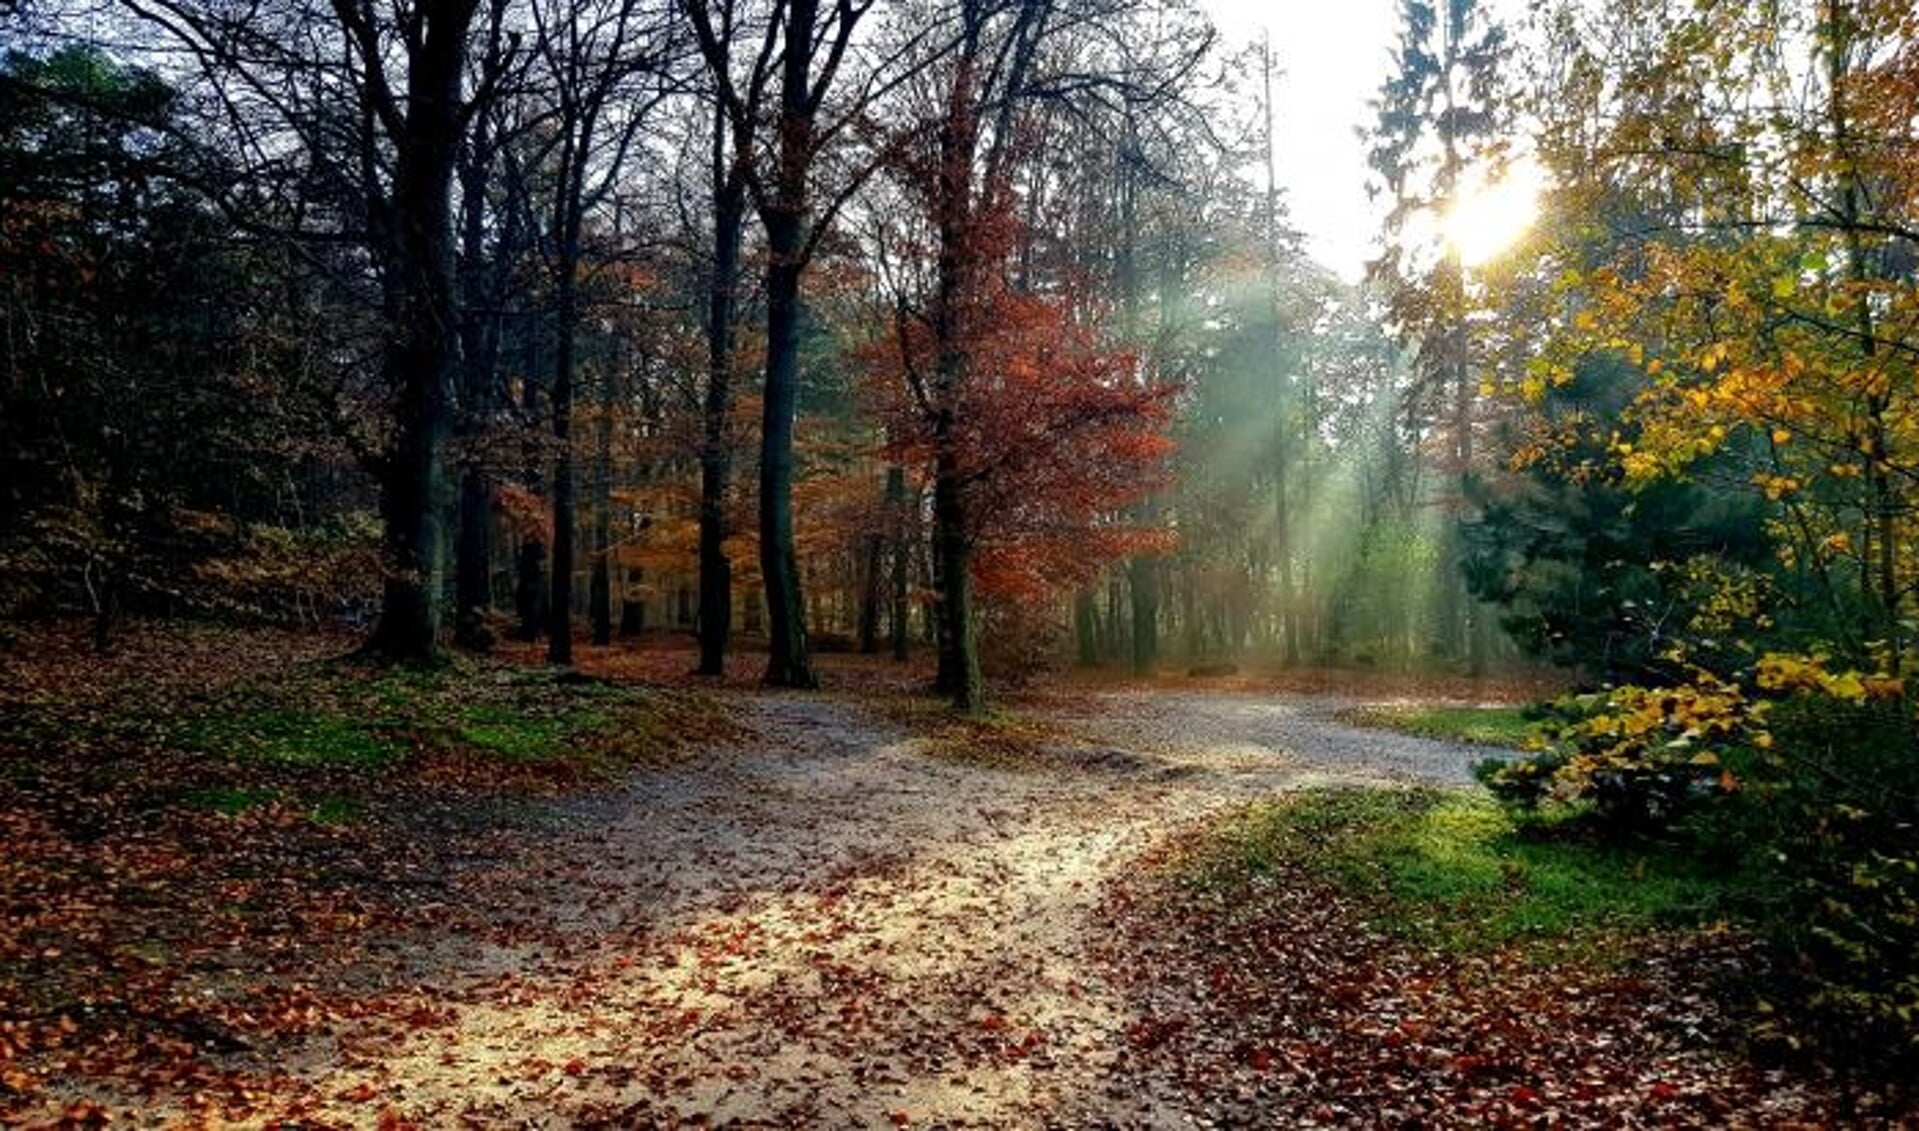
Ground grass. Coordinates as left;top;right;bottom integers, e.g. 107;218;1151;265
308;795;365;824
456;703;607;762
173;656;722;784
1191;788;1758;961
181;707;404;769
1342;704;1538;748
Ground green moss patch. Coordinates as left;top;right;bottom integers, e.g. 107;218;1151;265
1186;788;1758;961
1340;704;1538;748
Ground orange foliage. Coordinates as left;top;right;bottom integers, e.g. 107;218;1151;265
864;287;1177;599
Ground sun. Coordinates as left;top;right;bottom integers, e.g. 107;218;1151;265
1441;160;1545;267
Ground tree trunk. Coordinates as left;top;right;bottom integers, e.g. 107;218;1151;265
620;571;645;636
931;442;982;709
547;249;579;665
364;2;472;664
858;504;883;655
514;317;545;641
1074;587;1099;667
758;236;816;688
453;97;501;652
697;147;747;675
887;466;910;661
1259;40;1298;668
589;384;613;647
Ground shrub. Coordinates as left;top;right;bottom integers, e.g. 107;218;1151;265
1480;658;1919;1084
1477;677;1752;833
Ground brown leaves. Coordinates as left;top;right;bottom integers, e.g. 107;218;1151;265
1097;822;1851;1127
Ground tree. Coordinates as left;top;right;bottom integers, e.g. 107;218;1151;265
689;0;754;677
0;47;333;640
1367;0;1510;674
116;0;503;662
529;0;671;666
1514;0;1919;670
682;0;931;688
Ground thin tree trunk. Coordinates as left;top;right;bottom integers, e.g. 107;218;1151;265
858;495;883;655
547;245;580;665
887;465;909;661
514;313;546;640
697;150;746;675
1074;587;1099;667
589;371;613;646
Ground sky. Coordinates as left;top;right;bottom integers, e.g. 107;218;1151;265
1199;0;1404;282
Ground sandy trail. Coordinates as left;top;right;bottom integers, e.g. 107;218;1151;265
191;689;1489;1127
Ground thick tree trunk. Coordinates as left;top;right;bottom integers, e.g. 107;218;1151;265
364;4;472;664
931;442;982;709
754;0;822;690
758;236;816;688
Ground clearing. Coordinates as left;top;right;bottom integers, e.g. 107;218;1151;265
0;629;1849;1127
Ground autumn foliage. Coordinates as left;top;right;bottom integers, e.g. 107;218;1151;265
863;283;1176;600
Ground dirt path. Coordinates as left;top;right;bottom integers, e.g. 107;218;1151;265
207;688;1489;1128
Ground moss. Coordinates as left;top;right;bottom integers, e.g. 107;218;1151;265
1189;788;1759;962
1342;704;1539;749
181;708;404;769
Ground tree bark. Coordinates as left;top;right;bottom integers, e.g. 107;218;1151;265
1074;587;1099;667
589;367;613;646
887;465;910;661
546;233;580;665
759;233;815;687
363;0;477;664
755;0;821;690
697;121;747;675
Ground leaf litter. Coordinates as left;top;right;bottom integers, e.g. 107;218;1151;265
0;624;1868;1127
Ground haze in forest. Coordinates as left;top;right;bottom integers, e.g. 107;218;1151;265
2;0;1917;1121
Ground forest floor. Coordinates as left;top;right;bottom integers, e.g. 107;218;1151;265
0;624;1865;1128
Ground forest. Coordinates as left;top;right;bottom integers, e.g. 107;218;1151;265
2;0;1916;1124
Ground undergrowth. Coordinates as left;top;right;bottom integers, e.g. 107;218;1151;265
1340;704;1538;749
1188;788;1759;963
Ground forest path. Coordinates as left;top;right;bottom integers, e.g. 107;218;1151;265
264;688;1488;1127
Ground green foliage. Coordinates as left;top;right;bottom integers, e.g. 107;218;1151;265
307;796;365;825
1476;679;1753;833
171;657;698;780
1482;667;1919;1080
1195;789;1752;961
457;704;611;762
1461;354;1772;683
1755;693;1919;1078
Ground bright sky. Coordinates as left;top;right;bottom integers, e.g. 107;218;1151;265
1201;0;1402;282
